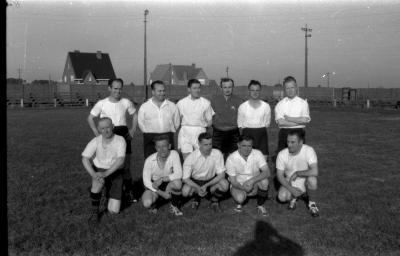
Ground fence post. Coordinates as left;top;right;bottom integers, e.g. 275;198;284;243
366;99;370;109
86;98;89;107
20;99;24;108
54;98;57;107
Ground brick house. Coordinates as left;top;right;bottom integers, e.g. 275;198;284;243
150;63;209;86
62;50;116;85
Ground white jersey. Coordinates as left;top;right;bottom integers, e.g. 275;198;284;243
226;149;267;184
90;97;136;126
138;98;180;133
177;95;215;128
82;135;126;169
274;96;310;128
142;150;183;192
183;149;226;180
237;100;271;128
276;144;317;179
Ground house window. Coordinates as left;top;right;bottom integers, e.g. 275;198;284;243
70;75;74;81
198;79;205;85
89;76;92;82
64;76;67;82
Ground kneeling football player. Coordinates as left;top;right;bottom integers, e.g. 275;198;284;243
141;135;183;216
82;117;126;224
182;132;229;212
276;129;319;217
226;134;271;217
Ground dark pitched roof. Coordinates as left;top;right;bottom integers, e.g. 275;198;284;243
151;64;207;81
68;51;116;79
151;64;171;81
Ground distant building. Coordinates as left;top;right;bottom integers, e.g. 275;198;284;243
150;63;209;86
62;50;116;85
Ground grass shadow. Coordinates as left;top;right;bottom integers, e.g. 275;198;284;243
233;220;304;256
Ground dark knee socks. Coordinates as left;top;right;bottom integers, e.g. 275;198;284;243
257;189;268;206
90;192;102;213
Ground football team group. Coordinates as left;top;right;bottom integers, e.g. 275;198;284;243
82;76;320;224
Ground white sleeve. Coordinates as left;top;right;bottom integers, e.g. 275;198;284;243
237;104;245;128
225;156;236;177
90;101;102;117
276;152;285;171
82;138;97;158
116;137;126;158
307;147;318;165
172;104;181;131
274;102;284;122
168;151;183;180
265;103;271;128
182;153;193;180
204;101;215;124
257;151;267;169
143;158;156;192
125;99;136;115
137;106;146;132
215;150;226;174
302;101;311;121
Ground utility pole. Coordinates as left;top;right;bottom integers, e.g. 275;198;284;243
226;66;229;78
301;24;312;88
18;67;24;105
144;9;149;100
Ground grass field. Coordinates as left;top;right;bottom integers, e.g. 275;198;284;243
7;107;400;256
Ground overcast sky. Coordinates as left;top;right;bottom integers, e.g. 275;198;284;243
6;0;400;88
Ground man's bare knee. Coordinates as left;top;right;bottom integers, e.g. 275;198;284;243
218;179;229;192
107;199;121;213
278;187;291;202
182;184;192;197
232;189;246;204
257;179;269;190
170;179;182;191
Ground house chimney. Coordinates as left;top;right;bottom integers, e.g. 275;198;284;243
96;51;102;59
74;50;80;53
192;63;195;68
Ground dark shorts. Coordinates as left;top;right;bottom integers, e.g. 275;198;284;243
277;128;306;153
113;126;132;154
143;132;175;159
242;127;269;155
212;127;240;156
93;165;123;200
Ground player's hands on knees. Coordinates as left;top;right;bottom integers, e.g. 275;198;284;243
243;180;254;192
197;186;207;197
290;187;304;198
152;179;163;189
92;172;105;184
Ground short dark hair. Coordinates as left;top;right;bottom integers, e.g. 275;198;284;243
238;134;254;143
153;134;170;144
248;80;261;89
198;132;212;143
151;80;165;90
287;129;305;142
283;76;297;86
188;79;201;88
108;78;124;87
220;77;234;87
